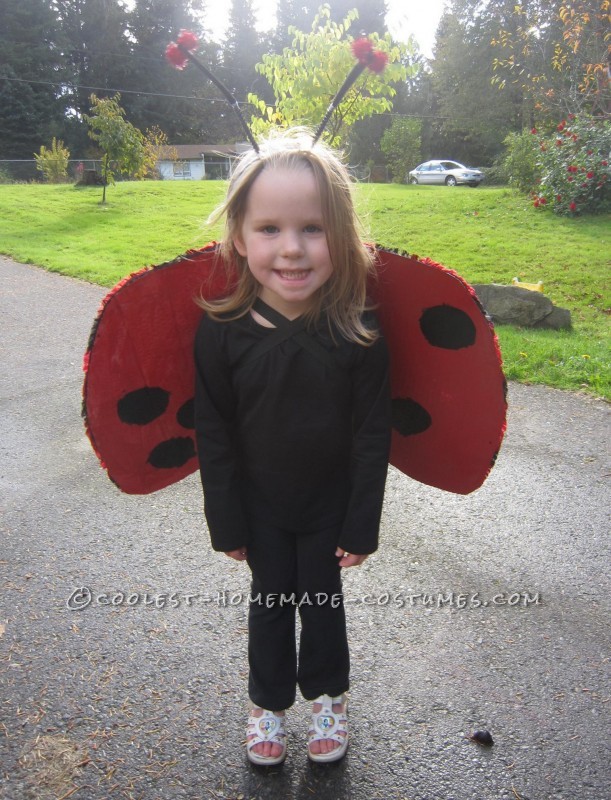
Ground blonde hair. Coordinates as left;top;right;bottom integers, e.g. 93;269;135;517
199;128;378;344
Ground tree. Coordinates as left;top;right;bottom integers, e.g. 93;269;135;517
222;0;266;139
326;0;388;36
52;0;133;128
273;2;389;54
84;94;146;203
429;0;529;165
124;0;229;143
0;0;66;159
274;0;318;50
491;0;610;121
139;125;177;178
381;117;422;181
248;7;408;147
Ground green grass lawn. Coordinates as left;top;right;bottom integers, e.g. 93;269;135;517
1;180;609;399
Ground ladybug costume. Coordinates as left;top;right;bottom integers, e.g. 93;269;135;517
82;244;506;497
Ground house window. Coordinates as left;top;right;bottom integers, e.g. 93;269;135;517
173;161;191;178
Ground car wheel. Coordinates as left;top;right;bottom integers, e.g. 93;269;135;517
409;176;418;184
445;175;457;186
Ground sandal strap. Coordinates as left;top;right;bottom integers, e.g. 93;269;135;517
246;707;286;751
308;694;348;745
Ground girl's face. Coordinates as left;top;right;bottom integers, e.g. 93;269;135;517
233;166;334;319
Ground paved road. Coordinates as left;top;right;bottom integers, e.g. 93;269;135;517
1;256;609;800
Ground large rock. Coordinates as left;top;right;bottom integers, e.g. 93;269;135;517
471;284;571;329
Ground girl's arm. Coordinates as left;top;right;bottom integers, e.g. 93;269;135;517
339;333;392;556
194;315;249;553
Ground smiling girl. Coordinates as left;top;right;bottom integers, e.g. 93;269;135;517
194;128;391;765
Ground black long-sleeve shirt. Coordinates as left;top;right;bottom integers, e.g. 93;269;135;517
194;305;391;554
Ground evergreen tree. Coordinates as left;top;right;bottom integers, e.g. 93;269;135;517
274;1;388;49
429;0;527;165
0;0;66;159
124;0;227;144
327;0;388;36
273;0;318;50
52;0;132;119
223;0;265;101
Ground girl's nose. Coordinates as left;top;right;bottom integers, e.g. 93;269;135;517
279;231;303;258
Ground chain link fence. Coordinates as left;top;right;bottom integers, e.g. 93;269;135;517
0;159;104;183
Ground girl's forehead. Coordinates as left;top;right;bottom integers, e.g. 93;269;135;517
247;163;319;198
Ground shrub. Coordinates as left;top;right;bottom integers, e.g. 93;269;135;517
531;114;610;216
480;164;509;186
500;130;541;192
34;138;70;183
381;117;422;183
0;166;14;184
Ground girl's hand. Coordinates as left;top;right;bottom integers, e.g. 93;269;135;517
225;548;248;561
336;548;368;568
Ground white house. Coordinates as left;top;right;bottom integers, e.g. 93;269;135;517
157;143;251;180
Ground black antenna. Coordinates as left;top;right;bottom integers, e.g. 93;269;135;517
312;38;388;146
167;33;259;154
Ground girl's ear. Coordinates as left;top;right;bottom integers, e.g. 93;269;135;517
233;234;247;257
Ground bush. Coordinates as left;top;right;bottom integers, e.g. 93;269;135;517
531;114;610;216
0;166;14;184
34;138;71;183
480;164;509;186
500;130;541;192
381;118;422;183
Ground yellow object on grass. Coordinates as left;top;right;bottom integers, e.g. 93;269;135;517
512;277;544;292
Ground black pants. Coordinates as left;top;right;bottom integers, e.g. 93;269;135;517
246;519;350;710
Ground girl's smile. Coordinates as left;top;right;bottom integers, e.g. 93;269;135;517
233;166;334;319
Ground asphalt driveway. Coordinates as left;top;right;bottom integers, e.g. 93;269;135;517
1;256;609;800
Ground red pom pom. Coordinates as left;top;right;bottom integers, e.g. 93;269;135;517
177;30;198;51
165;43;188;69
352;38;374;63
350;38;388;73
369;50;388;73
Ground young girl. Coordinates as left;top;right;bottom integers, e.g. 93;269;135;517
194;128;391;765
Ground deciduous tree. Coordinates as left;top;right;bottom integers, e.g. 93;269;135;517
491;0;610;120
248;7;408;147
84;93;146;203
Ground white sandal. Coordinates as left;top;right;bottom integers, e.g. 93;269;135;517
246;705;287;766
308;694;349;763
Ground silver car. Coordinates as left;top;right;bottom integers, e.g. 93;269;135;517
408;160;483;187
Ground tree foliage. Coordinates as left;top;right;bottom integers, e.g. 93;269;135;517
84;94;146;202
0;0;65;158
248;7;409;147
273;1;388;50
430;0;531;165
491;0;611;120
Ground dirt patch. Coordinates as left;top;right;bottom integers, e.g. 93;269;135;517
18;734;89;800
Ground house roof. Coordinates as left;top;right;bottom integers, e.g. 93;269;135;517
158;143;251;160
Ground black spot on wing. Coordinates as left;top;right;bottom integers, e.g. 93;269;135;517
392;398;432;436
148;437;196;469
420;305;476;349
118;387;170;425
176;397;195;429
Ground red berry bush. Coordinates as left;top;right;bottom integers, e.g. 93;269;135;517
531;114;610;216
